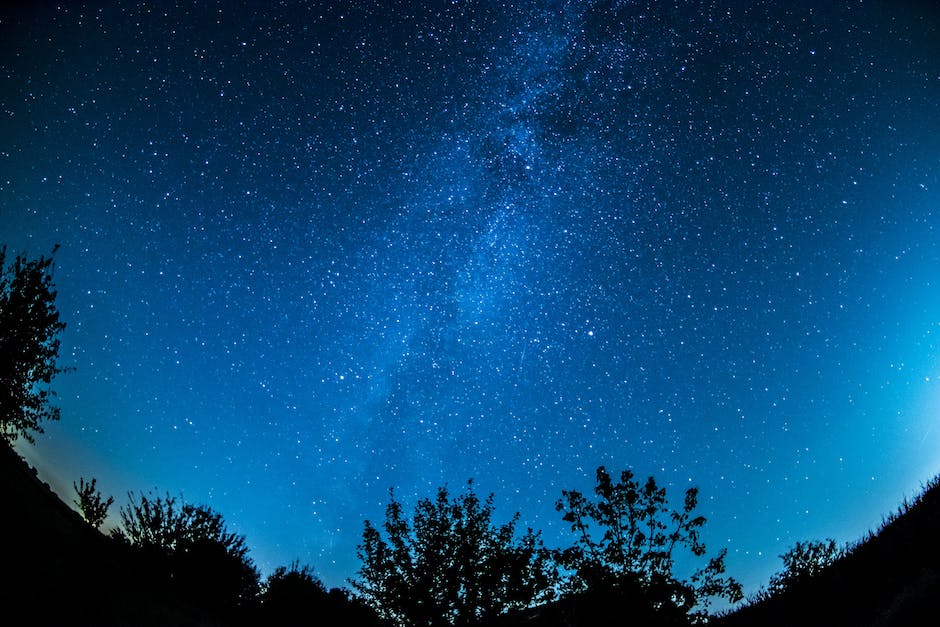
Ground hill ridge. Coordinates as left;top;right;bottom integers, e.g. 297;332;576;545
716;476;940;627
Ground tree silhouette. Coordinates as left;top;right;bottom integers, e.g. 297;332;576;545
117;491;260;617
354;481;557;627
555;467;742;624
0;245;67;443
73;476;114;529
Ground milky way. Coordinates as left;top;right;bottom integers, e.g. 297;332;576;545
2;1;940;594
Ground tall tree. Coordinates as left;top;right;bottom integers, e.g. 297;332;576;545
354;481;557;627
555;467;742;624
0;245;67;443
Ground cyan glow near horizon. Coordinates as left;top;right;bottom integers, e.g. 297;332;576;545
2;1;940;596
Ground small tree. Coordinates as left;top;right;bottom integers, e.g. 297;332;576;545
118;491;260;613
354;481;557;627
0;245;67;443
73;476;114;529
556;467;742;623
766;538;841;596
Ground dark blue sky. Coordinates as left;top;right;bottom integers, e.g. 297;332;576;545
3;0;940;595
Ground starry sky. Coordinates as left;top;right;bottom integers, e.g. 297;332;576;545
2;0;940;597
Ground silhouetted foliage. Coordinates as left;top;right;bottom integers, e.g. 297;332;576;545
261;560;387;626
117;491;261;618
0;245;67;443
716;479;940;627
262;561;327;624
555;467;742;624
763;538;841;598
354;480;558;627
73;476;114;529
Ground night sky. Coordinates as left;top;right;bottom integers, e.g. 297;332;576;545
3;0;940;596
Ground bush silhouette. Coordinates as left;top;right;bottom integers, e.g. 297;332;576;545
261;561;328;625
261;560;386;626
116;491;260;619
760;538;841;600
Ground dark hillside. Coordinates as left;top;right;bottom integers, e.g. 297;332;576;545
716;478;940;627
0;442;230;626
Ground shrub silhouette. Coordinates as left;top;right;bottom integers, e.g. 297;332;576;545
0;245;67;443
554;466;742;624
353;480;557;626
717;478;940;626
73;476;114;529
761;538;841;599
116;491;260;619
261;560;386;626
263;561;327;614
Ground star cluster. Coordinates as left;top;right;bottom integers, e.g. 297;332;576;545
2;1;939;593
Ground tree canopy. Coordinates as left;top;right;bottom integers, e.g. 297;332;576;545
763;538;841;598
117;491;261;616
555;466;743;623
0;245;67;443
353;481;557;627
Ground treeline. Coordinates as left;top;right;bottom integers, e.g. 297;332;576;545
7;430;847;627
66;464;911;627
68;466;741;626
